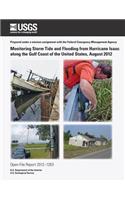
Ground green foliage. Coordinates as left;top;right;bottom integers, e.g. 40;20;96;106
11;144;18;148
88;78;112;121
24;143;50;158
26;125;51;140
64;130;72;142
35;125;50;140
28;149;50;159
100;134;108;141
24;143;47;148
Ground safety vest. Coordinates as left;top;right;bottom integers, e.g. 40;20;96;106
64;60;93;88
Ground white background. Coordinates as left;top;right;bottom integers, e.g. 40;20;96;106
0;1;125;200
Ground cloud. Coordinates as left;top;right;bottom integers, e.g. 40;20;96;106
11;125;47;143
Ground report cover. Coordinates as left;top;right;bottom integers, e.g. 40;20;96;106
0;20;124;179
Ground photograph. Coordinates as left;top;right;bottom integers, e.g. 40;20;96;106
11;124;59;159
11;60;59;121
64;125;112;159
64;60;112;121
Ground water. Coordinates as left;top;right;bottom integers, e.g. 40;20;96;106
11;92;52;121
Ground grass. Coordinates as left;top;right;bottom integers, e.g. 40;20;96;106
24;143;50;159
64;143;111;158
28;149;50;159
64;77;112;122
11;144;18;148
87;78;112;121
24;143;47;148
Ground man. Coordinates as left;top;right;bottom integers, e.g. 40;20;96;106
64;60;112;110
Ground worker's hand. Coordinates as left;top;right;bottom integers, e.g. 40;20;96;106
89;100;97;110
91;102;97;110
80;79;97;111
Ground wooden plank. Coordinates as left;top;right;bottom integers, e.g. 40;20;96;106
49;88;59;121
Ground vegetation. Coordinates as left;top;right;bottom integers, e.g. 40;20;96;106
26;148;50;159
35;125;50;140
11;144;18;148
87;60;112;121
64;143;111;158
24;143;47;148
88;78;112;121
64;130;72;142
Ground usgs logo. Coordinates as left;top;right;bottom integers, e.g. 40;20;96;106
10;23;38;33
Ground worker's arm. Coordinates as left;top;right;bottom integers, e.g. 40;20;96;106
80;79;97;110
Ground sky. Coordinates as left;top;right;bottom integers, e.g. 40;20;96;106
10;60;59;79
11;124;49;144
64;125;112;139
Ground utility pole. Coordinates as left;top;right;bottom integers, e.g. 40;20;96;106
50;125;59;159
50;125;54;158
27;126;30;144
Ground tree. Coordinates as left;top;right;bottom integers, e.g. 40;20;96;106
35;125;59;158
35;125;50;140
100;134;108;141
64;130;72;142
77;132;81;135
84;132;95;138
